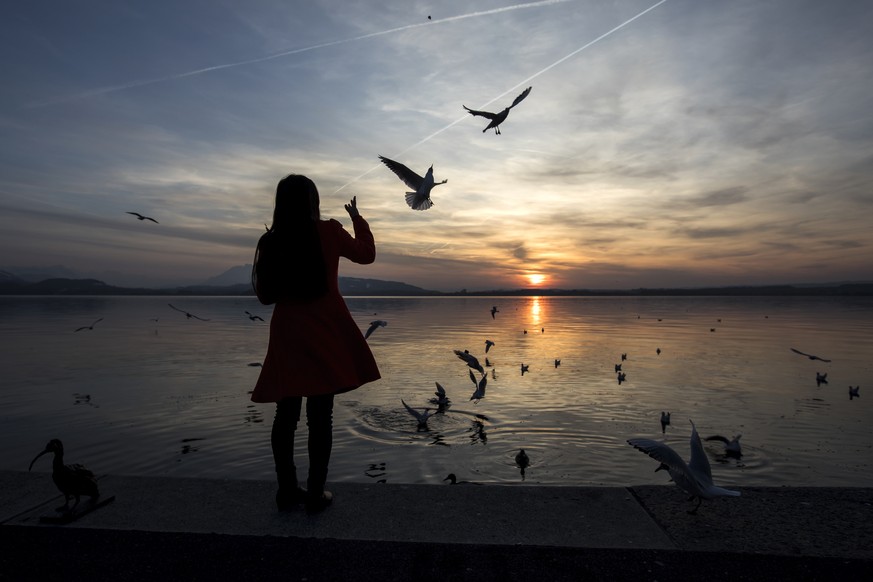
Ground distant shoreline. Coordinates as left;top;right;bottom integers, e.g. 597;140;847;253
1;277;871;297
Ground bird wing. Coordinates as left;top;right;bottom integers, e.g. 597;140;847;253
687;420;713;484
401;399;425;423
704;435;730;445
463;105;497;120
468;369;478;387
434;382;446;397
405;191;433;210
509;86;532;109
478;375;487;391
627;438;689;476
379;156;424;190
126;212;143;219
364;322;379;339
790;347;810;357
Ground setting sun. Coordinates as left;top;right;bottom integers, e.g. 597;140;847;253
526;274;546;286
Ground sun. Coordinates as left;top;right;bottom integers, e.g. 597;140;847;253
526;273;546;286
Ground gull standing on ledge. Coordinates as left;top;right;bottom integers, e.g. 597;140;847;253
628;420;740;514
378;156;447;211
463;86;531;135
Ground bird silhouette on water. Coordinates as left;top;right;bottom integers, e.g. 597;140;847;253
401;399;433;430
660;411;671;433
790;348;831;362
849;385;860;400
455;349;485;375
490;306;499;319
74;317;103;332
168;304;210;321
463;86;532;134
29;439;99;512
628;420;741;514
378;156;447;210
126;211;158;223
705;434;743;458
816;372;828;387
245;311;264;321
364;320;387;339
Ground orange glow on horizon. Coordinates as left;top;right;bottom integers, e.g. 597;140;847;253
526;273;546;286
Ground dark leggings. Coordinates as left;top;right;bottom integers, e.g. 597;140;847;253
271;394;335;495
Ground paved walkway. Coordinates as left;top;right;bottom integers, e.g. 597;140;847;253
1;471;871;580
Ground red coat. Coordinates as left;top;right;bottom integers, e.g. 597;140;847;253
251;216;381;402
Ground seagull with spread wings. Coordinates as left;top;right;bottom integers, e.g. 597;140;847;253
74;317;103;332
790;348;831;362
378;156;447;211
126;212;159;223
628;420;741;514
168;303;210;321
463;86;531;135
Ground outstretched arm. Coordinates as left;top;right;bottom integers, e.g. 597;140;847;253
337;196;375;264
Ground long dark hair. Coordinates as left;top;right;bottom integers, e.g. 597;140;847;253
252;174;327;303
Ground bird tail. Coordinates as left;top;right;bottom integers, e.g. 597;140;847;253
405;192;433;211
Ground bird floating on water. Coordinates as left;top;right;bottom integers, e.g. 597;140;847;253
554;359;561;368
660;411;671;434
816;372;828;386
365;320;387;339
621;353;627;361
628;420;741;514
615;364;622;373
168;304;210;321
463;86;532;135
401;399;433;430
705;434;743;458
790;348;831;363
520;363;529;376
29;439;99;512
455;349;485;375
378;155;447;211
617;372;627;385
515;449;530;469
849;385;860;400
126;211;158;223
74;317;103;332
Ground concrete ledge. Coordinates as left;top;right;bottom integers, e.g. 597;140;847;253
3;471;872;580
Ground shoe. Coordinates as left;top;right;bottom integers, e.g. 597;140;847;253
305;490;333;514
276;486;307;511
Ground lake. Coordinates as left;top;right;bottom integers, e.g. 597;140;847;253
1;295;870;488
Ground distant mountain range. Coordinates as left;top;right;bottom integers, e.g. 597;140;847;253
1;265;871;296
0;267;432;297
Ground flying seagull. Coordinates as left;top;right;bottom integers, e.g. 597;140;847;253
628;420;741;514
790;348;831;363
485;340;495;353
126;212;158;223
378;155;447;211
469;374;487;402
431;382;450;407
463;86;531;135
490;306;499;319
401;399;433;429
364;320;387;339
244;311;264;322
168;303;210;321
454;349;484;375
74;317;103;332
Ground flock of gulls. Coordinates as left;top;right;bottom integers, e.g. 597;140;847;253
360;302;862;514
47;297;862;516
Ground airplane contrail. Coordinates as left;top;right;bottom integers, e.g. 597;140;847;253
335;0;669;192
27;0;575;108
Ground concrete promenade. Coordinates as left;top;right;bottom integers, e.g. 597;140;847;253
1;470;871;580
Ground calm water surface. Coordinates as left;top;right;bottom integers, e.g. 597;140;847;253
1;295;871;488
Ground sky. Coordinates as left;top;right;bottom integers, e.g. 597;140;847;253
1;0;872;292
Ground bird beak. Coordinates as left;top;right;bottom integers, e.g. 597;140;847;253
28;449;49;471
